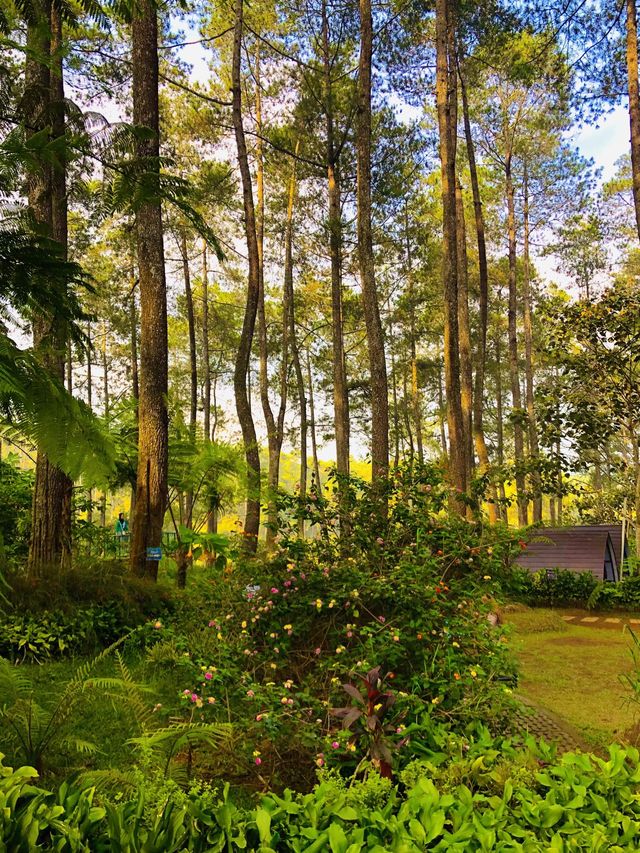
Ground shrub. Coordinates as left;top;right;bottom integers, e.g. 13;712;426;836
505;567;640;611
151;467;522;788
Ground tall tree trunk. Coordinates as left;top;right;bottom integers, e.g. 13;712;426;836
455;179;473;491
181;232;197;521
87;321;93;529
51;5;73;566
202;245;211;442
435;0;466;510
627;0;640;241
100;322;109;530
254;46;286;552
231;0;261;552
388;311;400;467
26;0;72;574
436;340;447;457
404;203;423;463
357;0;389;495
505;154;528;527
522;165;542;523
459;60;497;523
401;352;414;459
129;275;139;523
283;154;306;535
322;0;350;482
178;231;197;587
129;0;169;579
495;330;507;522
306;349;322;490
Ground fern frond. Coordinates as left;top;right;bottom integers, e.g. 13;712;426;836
77;767;140;796
57;735;98;755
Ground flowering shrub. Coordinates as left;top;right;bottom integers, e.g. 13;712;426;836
160;466;521;785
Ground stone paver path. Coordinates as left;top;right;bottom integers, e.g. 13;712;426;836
560;611;640;629
514;698;591;754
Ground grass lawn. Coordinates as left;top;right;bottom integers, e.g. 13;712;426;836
505;608;639;750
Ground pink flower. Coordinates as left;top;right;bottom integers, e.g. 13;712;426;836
314;647;321;655
256;714;264;721
376;537;384;545
246;689;255;697
378;616;386;623
331;741;340;749
182;689;190;696
190;693;199;703
271;588;279;594
300;572;306;580
204;672;213;680
284;580;292;587
208;620;216;627
255;756;262;765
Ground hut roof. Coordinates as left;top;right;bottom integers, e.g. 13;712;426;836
516;527;619;581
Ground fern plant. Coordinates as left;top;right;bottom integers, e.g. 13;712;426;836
0;637;129;775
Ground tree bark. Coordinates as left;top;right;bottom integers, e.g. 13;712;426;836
129;0;169;579
129;273;139;522
26;0;73;574
179;230;197;587
322;0;350;482
254;46;287;552
231;0;261;552
306;349;323;490
459;61;497;523
404;203;423;464
505;154;528;527
495;330;507;522
51;4;73;567
435;0;466;510
627;0;640;241
522;165;542;523
87;321;93;528
100;321;109;531
357;0;389;495
283;154;307;535
455;179;474;492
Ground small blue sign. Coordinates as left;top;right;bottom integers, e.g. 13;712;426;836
146;547;162;560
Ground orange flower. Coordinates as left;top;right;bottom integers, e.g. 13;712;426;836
453;672;460;681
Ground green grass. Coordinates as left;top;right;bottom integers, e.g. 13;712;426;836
506;609;637;750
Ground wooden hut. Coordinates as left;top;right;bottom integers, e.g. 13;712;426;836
516;526;622;582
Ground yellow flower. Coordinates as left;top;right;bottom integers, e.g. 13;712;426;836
346;742;356;752
283;624;292;631
483;575;491;581
241;620;247;628
431;697;441;705
470;670;477;678
452;641;460;648
315;599;323;609
253;750;261;757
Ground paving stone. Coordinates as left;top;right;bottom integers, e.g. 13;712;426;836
580;617;599;622
630;619;640;625
604;618;621;623
562;615;575;621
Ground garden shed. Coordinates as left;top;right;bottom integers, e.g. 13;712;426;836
516;526;623;583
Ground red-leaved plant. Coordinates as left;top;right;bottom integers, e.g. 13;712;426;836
331;665;407;778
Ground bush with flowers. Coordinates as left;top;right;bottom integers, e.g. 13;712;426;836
155;464;523;787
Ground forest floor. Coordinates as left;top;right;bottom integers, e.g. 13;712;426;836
506;607;640;751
